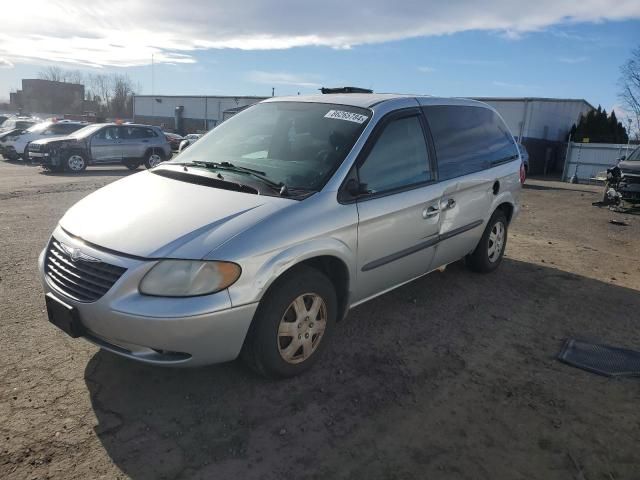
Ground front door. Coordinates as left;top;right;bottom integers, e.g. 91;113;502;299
90;126;122;162
352;109;442;304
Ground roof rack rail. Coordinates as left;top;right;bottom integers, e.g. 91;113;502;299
320;87;373;94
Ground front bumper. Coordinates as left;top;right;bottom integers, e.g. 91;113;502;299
29;151;52;164
39;226;258;367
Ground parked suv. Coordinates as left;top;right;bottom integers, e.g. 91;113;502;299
29;123;172;172
1;120;87;161
0;116;37;134
40;94;522;377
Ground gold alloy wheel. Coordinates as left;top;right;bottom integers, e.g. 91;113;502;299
277;293;327;364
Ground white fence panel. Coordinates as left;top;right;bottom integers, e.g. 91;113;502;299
562;143;634;183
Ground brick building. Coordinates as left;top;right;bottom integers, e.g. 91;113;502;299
10;79;85;115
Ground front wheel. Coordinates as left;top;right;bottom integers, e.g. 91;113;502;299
23;145;30;163
64;153;87;173
241;266;337;378
144;151;164;169
466;210;508;273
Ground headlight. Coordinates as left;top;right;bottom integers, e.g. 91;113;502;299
139;260;241;297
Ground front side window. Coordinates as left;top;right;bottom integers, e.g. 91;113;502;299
425;105;518;181
172;102;370;191
94;127;120;140
358;115;431;194
69;123;106;139
627;147;640;162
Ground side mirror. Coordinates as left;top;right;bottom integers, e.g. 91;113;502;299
618;155;626;162
345;178;370;198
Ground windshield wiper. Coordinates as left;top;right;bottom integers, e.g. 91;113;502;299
187;160;289;196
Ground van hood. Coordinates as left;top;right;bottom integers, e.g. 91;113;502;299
32;136;77;146
59;170;295;258
619;160;640;175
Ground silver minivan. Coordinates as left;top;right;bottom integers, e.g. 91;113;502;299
39;93;523;377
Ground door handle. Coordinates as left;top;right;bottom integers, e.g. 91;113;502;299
423;206;440;218
442;198;456;210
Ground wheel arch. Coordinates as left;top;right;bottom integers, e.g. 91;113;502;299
495;201;514;224
144;146;165;159
244;241;354;322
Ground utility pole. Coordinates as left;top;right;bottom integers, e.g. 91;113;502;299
627;118;633;157
151;53;155;96
272;87;275;97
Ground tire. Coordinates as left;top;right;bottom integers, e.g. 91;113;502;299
125;162;141;171
466;210;508;273
64;153;87;173
241;265;337;378
602;182;610;204
23;146;30;163
144;150;164;169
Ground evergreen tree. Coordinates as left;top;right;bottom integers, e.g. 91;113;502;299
569;107;629;143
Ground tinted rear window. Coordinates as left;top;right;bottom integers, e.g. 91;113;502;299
424;105;518;181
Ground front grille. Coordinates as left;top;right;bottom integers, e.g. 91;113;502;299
29;143;42;152
45;238;127;302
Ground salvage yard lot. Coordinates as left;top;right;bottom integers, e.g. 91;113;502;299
1;159;639;479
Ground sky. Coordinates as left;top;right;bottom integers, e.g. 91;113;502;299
1;0;639;117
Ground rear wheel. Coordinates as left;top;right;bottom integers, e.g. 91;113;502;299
64;153;87;173
125;162;141;171
144;150;164;169
241;266;337;378
466;210;508;273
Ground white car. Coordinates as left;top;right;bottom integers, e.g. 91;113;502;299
1;120;87;160
178;133;203;153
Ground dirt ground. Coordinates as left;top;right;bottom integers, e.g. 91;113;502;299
1;160;639;480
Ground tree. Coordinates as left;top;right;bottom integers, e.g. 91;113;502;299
109;74;136;118
38;66;65;82
619;45;640;140
569;105;628;144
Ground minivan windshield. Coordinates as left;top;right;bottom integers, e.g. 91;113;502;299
171;102;371;191
68;123;104;139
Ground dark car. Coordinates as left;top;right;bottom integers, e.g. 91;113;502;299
29;123;172;172
164;132;184;151
604;148;640;205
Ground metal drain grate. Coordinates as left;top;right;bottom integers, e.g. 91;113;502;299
558;338;640;377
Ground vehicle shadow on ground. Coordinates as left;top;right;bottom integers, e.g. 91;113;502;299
39;169;139;178
523;183;599;194
84;258;640;480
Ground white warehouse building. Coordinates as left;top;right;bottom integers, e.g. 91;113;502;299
134;94;593;175
474;97;593;174
133;95;267;133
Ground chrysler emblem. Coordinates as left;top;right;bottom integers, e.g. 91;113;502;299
59;242;100;262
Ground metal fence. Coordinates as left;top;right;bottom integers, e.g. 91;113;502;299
562;142;635;183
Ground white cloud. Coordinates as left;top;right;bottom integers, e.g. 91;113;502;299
0;57;13;68
1;0;640;67
248;71;322;88
557;56;589;63
418;66;436;73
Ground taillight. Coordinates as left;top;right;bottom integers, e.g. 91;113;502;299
519;162;526;184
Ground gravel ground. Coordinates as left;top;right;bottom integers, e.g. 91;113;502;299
1;159;639;480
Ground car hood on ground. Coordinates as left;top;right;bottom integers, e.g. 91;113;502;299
619;160;640;174
59;170;295;259
0;129;23;141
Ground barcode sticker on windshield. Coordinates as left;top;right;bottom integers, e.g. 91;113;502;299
324;110;368;124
